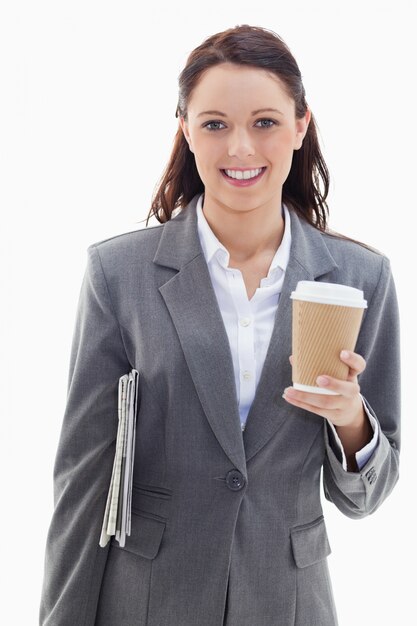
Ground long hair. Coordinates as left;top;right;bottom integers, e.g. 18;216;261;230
146;24;330;230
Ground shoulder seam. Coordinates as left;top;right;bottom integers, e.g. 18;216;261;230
88;223;164;249
322;231;386;257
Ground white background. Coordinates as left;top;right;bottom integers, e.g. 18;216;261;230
1;1;415;624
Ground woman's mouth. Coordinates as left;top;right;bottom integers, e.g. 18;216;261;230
220;167;267;187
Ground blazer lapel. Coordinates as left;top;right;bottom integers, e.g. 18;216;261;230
153;193;339;471
155;194;247;476
242;208;339;460
241;254;307;461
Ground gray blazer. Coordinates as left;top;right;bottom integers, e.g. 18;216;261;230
39;193;401;626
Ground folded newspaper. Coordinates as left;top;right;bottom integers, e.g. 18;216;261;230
99;368;139;548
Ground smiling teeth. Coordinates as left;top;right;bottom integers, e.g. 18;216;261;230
225;168;264;180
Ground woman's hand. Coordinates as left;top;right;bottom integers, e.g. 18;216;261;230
283;350;366;429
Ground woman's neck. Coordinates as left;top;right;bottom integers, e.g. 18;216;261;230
201;192;285;262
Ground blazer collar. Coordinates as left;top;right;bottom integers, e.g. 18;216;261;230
154;193;338;476
154;192;337;278
152;194;203;270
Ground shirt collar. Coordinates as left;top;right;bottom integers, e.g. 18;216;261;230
196;192;292;275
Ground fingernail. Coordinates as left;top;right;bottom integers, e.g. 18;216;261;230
341;350;350;359
317;376;329;386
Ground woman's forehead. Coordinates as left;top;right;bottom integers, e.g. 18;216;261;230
187;65;294;116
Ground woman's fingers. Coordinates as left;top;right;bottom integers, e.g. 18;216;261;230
283;386;342;409
284;350;367;427
339;350;366;381
315;372;360;397
282;383;364;426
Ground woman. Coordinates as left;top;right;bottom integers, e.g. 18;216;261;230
39;24;401;626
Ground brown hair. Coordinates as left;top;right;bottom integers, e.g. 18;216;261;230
146;24;329;229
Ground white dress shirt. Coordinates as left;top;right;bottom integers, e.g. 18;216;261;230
195;192;379;472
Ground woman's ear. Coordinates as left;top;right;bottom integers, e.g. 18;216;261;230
294;107;311;150
179;116;193;152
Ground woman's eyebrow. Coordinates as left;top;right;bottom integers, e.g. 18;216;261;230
197;107;284;118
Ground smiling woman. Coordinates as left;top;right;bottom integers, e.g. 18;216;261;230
178;62;312;231
39;23;401;626
149;28;329;231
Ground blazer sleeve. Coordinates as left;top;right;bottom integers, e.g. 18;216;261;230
322;254;401;519
39;244;132;625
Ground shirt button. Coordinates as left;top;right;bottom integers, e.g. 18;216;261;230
242;371;252;380
240;317;251;327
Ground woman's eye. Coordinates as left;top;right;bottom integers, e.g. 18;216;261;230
203;118;277;131
255;118;277;129
203;121;226;131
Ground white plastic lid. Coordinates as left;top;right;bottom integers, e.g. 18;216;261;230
290;281;367;308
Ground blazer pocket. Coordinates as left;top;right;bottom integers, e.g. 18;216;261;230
111;511;166;559
132;482;172;520
290;515;332;568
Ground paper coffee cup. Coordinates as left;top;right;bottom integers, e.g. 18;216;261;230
290;281;367;395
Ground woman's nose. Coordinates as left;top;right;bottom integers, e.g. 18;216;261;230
227;129;255;160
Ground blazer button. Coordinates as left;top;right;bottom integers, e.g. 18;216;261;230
226;469;246;491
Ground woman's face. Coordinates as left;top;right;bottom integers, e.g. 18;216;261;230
179;63;311;212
